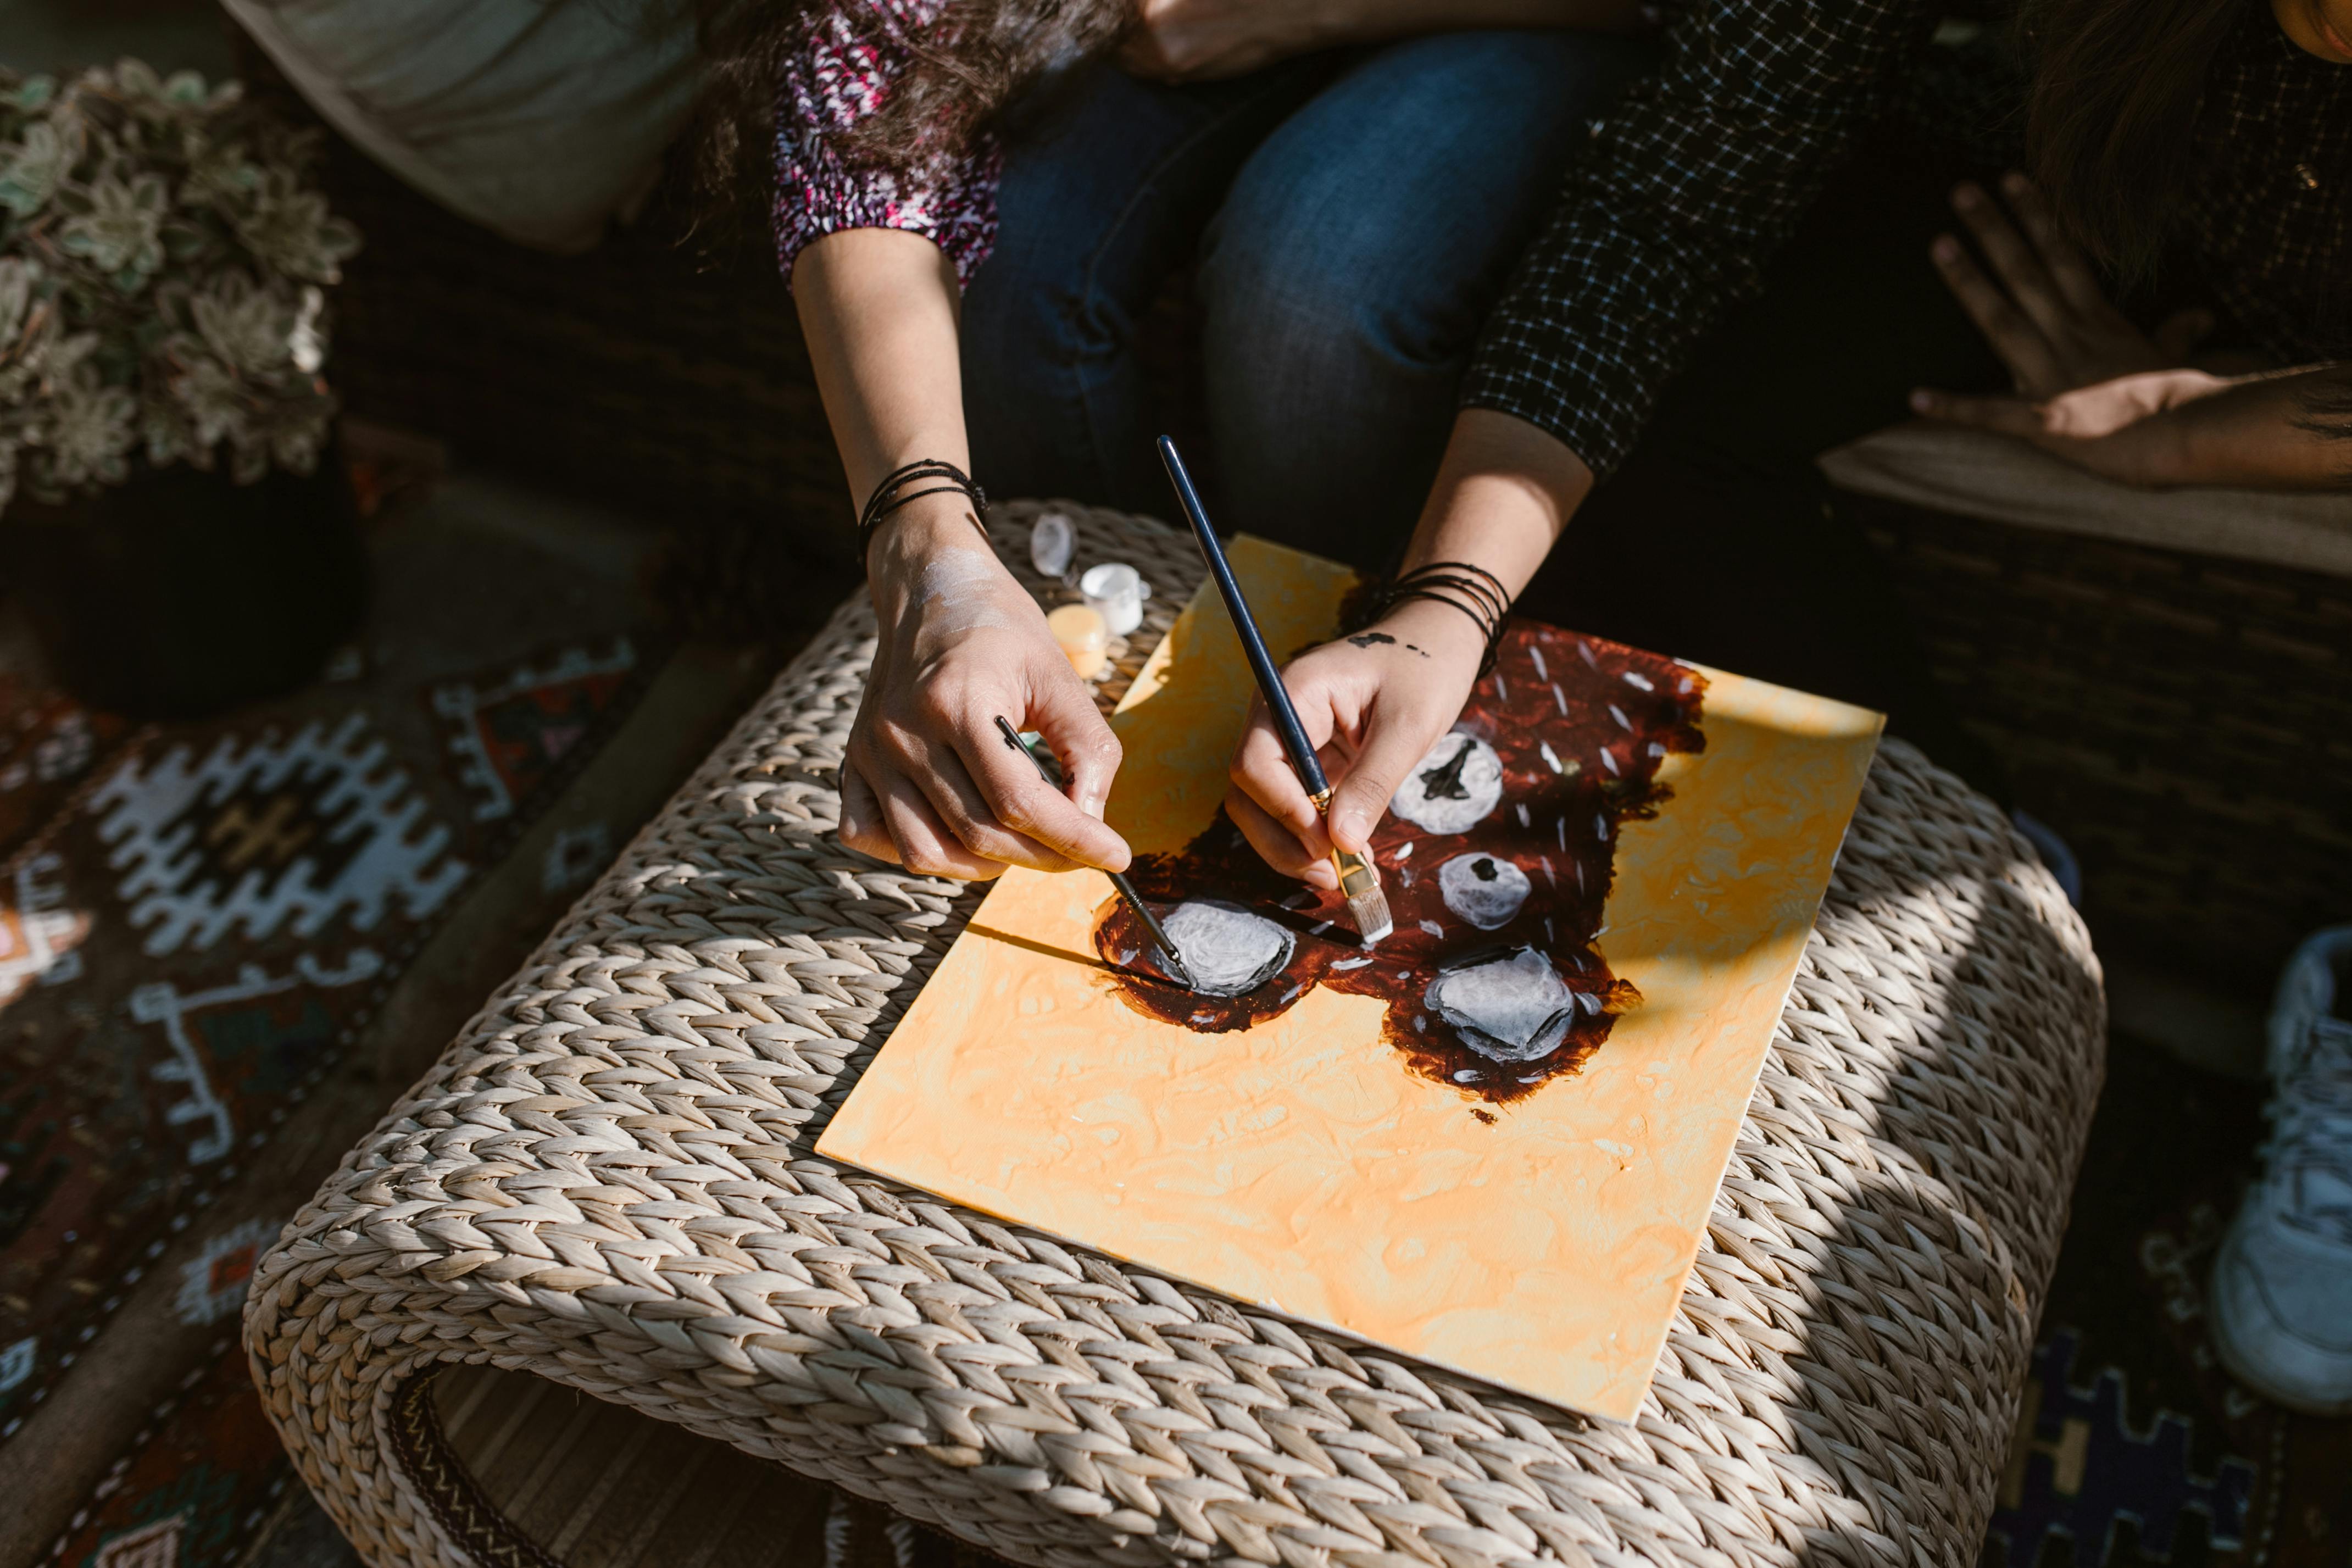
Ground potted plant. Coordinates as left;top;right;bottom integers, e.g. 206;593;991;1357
0;59;365;719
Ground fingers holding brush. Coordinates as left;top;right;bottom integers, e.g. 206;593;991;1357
1225;776;1338;889
1227;688;1339;879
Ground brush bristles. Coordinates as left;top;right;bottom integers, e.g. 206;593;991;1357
1345;885;1393;946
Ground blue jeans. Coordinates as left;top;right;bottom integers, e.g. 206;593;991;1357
961;32;1654;568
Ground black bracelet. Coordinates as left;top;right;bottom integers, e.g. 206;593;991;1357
857;459;988;568
1368;560;1513;675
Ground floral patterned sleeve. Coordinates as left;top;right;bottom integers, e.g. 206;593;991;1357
772;0;1002;289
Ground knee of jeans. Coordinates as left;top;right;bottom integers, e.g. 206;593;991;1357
961;249;1127;396
1197;219;1463;401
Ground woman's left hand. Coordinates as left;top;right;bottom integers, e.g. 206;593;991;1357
1926;173;2211;396
1224;597;1488;885
1910;368;2234;486
1119;0;1331;81
1914;171;2225;481
1119;0;1659;82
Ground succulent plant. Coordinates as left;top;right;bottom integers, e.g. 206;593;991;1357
0;59;360;515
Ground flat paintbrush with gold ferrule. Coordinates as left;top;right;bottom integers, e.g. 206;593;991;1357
1155;436;1394;946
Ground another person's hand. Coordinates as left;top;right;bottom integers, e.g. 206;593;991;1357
1119;0;1332;81
1910;368;2234;486
1224;597;1488;886
844;499;1131;880
1926;172;2211;397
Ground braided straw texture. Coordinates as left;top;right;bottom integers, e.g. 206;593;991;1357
247;503;2105;1568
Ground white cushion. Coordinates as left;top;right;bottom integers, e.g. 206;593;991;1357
1820;421;2352;580
223;0;702;254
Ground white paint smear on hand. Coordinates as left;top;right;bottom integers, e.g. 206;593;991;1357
918;549;1016;635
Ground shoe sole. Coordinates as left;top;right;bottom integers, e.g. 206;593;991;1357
2210;1278;2352;1418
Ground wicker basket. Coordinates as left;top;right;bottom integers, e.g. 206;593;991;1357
1850;495;2352;993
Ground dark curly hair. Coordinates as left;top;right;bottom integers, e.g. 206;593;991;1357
687;0;1134;225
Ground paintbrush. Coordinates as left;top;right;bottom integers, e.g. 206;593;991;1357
1154;436;1394;946
993;715;1197;989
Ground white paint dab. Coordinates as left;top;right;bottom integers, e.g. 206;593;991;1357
1439;853;1531;930
1623;671;1654;691
1418;919;1445;938
1389;733;1503;835
1530;647;1548;681
1540;741;1565;774
1426;949;1577;1063
1161;900;1295;997
1608;704;1632;731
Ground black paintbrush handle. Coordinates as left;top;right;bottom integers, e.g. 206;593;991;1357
992;716;1192;978
1155;437;1330;800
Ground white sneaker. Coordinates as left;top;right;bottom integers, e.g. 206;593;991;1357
2208;924;2352;1416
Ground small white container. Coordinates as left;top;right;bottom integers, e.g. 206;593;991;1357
1029;511;1075;579
1079;561;1150;636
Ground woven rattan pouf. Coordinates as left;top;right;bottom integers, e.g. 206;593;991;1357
247;502;2106;1568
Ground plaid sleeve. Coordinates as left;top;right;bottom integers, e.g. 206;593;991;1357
1463;0;1940;478
772;1;1002;290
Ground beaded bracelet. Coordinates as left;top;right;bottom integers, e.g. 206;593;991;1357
857;459;988;569
1365;560;1513;675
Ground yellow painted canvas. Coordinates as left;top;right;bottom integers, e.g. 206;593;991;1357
818;537;1882;1421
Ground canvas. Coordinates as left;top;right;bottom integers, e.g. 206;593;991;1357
818;537;1881;1421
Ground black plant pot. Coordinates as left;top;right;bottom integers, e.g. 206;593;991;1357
4;452;367;721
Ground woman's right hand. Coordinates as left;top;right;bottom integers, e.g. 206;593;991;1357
844;499;1132;880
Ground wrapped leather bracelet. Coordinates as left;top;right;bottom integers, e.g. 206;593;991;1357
1363;560;1513;675
857;458;988;569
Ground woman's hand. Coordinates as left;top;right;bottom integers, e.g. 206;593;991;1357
1224;597;1488;886
1220;409;1587;885
1926;173;2211;398
1912;171;2248;485
1119;0;1333;81
844;499;1131;880
1916;365;2352;490
1910;368;2234;486
1119;0;1654;82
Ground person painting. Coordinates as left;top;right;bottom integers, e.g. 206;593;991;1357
700;0;2352;1420
1228;0;2352;891
692;0;1659;886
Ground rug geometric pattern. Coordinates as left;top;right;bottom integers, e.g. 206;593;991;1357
1;632;649;1444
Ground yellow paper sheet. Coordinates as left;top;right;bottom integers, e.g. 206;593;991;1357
818;538;1881;1421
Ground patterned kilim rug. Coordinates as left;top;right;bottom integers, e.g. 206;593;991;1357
0;463;711;1566
1;626;652;1428
1981;1047;2351;1568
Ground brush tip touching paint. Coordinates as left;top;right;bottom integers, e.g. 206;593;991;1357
1347;885;1394;946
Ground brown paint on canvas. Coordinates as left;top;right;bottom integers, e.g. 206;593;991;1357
816;537;1884;1422
1092;627;1704;1104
